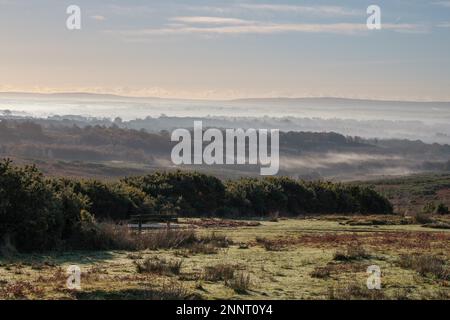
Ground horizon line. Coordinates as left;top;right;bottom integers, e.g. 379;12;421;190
0;91;450;104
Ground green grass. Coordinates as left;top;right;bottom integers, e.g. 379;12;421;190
0;217;449;300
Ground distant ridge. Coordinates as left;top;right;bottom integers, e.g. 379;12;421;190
230;97;450;105
0;92;161;101
1;92;450;105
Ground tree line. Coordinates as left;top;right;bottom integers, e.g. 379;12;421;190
0;159;392;252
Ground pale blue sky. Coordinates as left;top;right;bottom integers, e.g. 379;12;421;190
0;0;449;100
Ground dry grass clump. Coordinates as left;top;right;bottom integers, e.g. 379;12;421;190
183;232;232;255
76;222;137;250
328;282;385;300
333;244;371;261
226;272;252;294
310;266;332;279
79;222;232;253
422;221;450;229
139;229;198;250
81;222;198;251
134;257;183;275
156;281;200;300
398;254;449;280
187;243;219;255
0;281;44;299
203;264;236;282
74;281;199;300
413;213;434;224
126;252;143;260
345;216;409;226
255;237;286;251
197;232;233;248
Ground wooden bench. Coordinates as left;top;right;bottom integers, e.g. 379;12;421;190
128;214;178;232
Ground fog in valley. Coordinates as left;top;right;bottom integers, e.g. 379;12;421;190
1;93;450;181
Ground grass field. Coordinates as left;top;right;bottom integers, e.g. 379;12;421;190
0;216;449;300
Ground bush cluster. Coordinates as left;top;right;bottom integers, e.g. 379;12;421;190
0;159;392;252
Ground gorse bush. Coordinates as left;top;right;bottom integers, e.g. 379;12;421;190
224;177;392;216
0;159;393;252
0;160;64;251
422;202;449;215
56;179;157;221
123;171;225;216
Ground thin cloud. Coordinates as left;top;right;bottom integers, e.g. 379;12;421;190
433;1;450;7
238;4;361;16
112;22;420;37
170;16;254;25
106;4;154;16
91;15;106;21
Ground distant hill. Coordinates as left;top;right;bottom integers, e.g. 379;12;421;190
1;92;449;106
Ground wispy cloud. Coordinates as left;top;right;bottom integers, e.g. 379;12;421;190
238;4;361;16
106;4;154;16
91;15;106;21
170;16;254;25
112;21;420;37
436;22;450;27
433;1;450;7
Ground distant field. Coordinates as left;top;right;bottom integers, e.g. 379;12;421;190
1;216;449;300
358;173;450;215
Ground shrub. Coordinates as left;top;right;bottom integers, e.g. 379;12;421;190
414;212;434;224
0;235;17;258
224;177;392;217
0;160;63;251
78;180;156;221
422;202;436;214
435;203;449;215
421;202;448;215
0;159;394;252
123;171;226;216
398;254;449;280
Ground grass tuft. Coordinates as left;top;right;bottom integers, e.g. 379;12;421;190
333;244;371;261
226;272;251;294
134;257;183;275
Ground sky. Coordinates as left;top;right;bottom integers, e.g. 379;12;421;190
0;0;449;100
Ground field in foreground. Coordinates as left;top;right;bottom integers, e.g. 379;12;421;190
0;216;449;300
